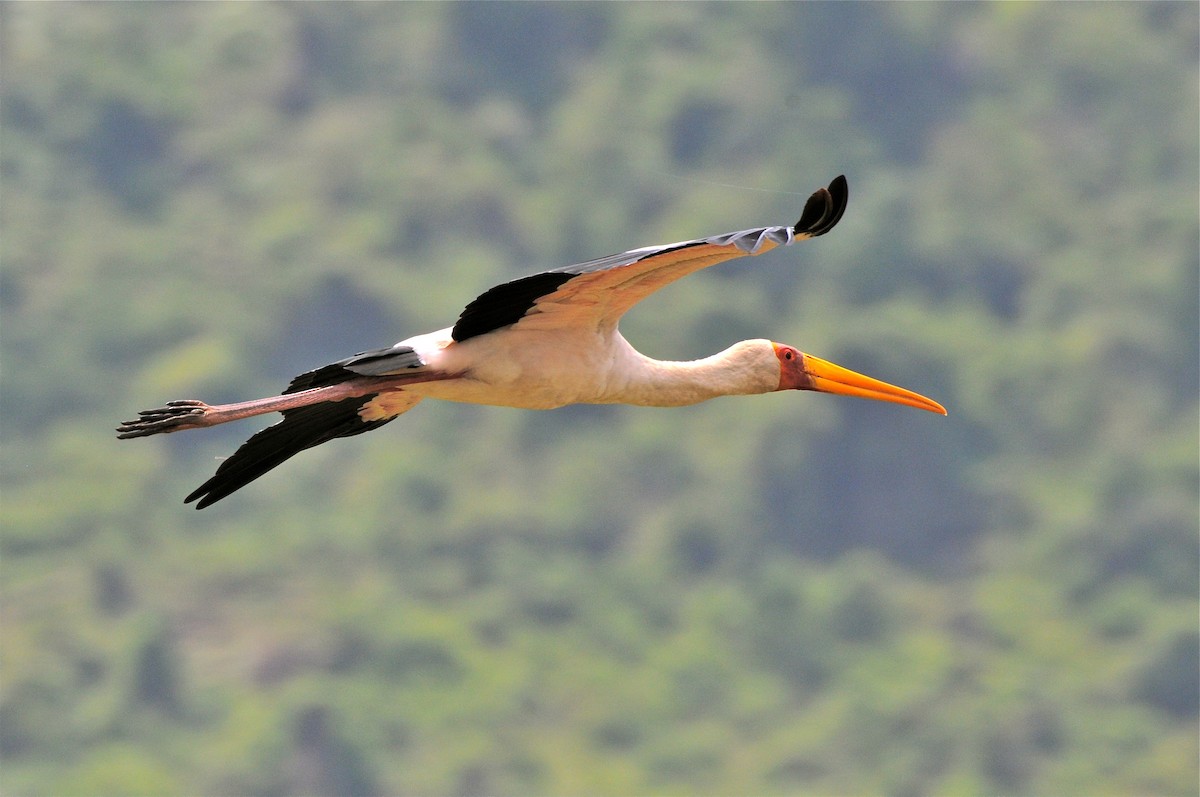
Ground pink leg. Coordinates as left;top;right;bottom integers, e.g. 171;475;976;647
116;372;452;439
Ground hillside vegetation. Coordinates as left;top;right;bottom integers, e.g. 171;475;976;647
2;4;1197;795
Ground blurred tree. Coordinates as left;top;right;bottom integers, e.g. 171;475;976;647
1;2;1196;795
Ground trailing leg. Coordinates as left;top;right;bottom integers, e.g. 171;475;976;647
115;390;354;439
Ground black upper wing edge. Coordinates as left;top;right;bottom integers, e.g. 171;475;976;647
451;175;847;343
451;272;576;342
284;346;425;393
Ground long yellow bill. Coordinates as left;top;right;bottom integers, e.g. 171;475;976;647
801;353;947;415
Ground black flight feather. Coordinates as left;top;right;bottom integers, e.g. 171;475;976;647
794;174;847;236
184;396;393;509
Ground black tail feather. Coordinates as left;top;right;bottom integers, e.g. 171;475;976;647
185;396;393;509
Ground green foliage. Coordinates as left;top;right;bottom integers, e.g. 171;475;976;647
2;3;1196;795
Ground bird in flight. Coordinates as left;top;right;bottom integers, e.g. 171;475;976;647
118;176;945;508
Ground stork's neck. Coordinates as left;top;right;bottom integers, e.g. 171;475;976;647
606;338;780;407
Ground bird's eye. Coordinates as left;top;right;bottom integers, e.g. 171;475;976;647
782;349;795;360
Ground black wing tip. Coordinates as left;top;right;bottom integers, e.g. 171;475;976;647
182;396;394;509
185;472;237;509
184;487;212;509
794;175;848;237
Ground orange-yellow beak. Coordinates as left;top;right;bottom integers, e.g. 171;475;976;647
777;345;946;415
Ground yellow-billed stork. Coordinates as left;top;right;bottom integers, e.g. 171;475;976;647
118;176;945;508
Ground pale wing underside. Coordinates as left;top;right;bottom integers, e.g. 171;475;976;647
451;176;847;340
515;232;792;334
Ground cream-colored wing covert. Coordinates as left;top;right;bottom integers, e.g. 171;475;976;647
451;175;847;341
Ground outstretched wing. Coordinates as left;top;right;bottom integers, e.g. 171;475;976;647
451;175;847;342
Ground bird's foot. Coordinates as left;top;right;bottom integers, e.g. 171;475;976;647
116;400;212;439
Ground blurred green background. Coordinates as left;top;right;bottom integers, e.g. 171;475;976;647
2;3;1197;795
